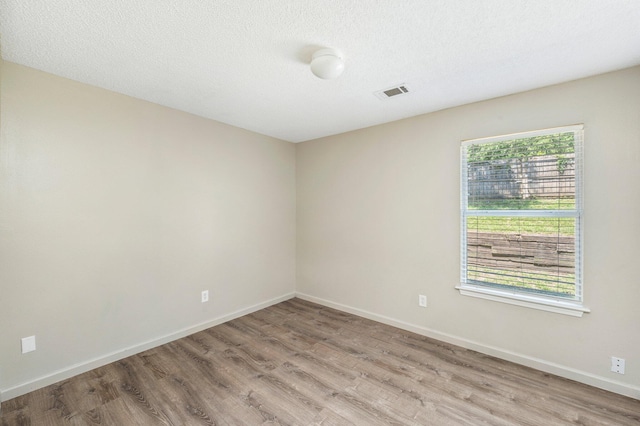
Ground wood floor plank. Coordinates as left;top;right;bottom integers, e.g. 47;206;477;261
2;298;639;425
308;407;357;426
0;410;30;426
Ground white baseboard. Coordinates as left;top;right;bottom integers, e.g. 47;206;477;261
295;292;640;400
0;292;296;403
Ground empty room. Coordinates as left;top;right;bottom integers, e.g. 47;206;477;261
1;1;639;425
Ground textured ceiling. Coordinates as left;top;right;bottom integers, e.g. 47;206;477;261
1;1;639;142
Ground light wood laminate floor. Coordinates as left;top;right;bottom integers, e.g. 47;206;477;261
1;298;639;425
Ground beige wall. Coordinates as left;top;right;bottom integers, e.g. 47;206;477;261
0;62;296;396
297;67;640;397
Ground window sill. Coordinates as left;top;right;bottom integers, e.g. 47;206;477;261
456;285;590;317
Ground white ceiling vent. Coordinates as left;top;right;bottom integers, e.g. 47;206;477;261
374;84;411;100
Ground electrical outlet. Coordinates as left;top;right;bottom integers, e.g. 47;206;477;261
418;294;427;307
201;290;209;303
21;336;36;354
611;356;625;374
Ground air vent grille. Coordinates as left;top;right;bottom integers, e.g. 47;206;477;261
374;84;411;100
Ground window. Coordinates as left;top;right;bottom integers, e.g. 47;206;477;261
458;125;587;316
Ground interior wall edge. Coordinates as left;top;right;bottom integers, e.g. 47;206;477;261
0;291;296;402
294;292;640;400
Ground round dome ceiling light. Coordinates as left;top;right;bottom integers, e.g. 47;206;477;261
310;48;345;80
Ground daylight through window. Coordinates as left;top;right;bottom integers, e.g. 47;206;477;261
460;125;583;305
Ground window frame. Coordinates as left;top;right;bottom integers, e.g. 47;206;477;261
457;125;589;317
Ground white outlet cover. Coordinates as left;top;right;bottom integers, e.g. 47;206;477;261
419;295;427;307
611;357;625;374
201;290;209;303
21;336;36;353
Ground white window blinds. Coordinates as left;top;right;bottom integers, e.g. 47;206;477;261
461;125;583;302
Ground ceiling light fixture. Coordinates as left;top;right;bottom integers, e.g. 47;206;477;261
310;48;344;80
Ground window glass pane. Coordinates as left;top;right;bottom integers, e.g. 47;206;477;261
466;132;575;210
466;216;576;297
